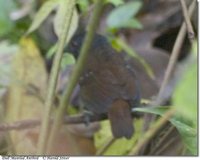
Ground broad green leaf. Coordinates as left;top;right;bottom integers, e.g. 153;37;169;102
105;0;124;6
107;1;142;29
95;120;112;149
173;41;197;127
0;0;17;36
174;62;197;126
133;107;197;155
54;0;78;41
27;0;59;34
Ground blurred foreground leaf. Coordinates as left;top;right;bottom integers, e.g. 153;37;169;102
173;41;197;127
27;0;78;43
61;53;75;69
27;0;58;34
174;62;197;126
5;37;48;154
53;0;78;41
4;38;95;155
46;43;75;69
107;1;142;30
0;0;17;36
105;0;124;6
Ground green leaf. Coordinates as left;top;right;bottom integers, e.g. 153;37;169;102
173;42;197;128
107;1;142;29
95;120;112;149
105;0;124;6
174;63;197;126
133;107;197;155
26;0;59;34
61;53;75;69
116;18;143;29
46;43;75;69
0;0;17;36
46;43;58;59
53;0;78;42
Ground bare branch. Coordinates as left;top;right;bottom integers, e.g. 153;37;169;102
155;0;196;105
129;109;175;155
0;114;108;132
129;0;197;155
180;0;195;41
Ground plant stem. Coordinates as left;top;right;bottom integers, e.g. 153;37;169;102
179;0;195;42
46;0;104;154
36;0;76;155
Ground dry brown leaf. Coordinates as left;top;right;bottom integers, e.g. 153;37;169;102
5;38;96;155
5;37;48;154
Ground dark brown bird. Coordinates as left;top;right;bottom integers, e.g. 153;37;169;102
67;31;141;139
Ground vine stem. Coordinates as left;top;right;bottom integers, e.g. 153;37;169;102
36;0;76;155
46;0;104;154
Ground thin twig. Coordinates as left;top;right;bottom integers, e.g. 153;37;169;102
37;1;76;154
179;0;195;42
135;0;197;155
154;0;196;105
95;137;116;155
0;119;40;131
46;0;104;154
149;125;175;155
131;0;197;155
0;114;108;132
129;109;175;155
0;111;139;132
155;135;178;155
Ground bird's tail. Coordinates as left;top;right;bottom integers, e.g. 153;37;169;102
108;99;134;139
